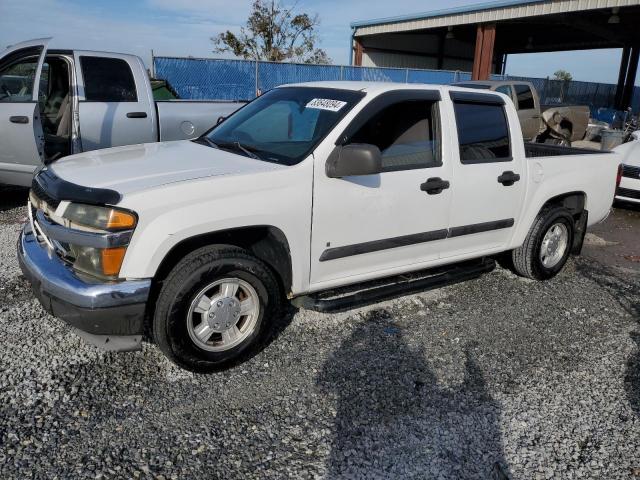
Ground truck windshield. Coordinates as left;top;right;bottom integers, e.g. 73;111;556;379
204;87;365;165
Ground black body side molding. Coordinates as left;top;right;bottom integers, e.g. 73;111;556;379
32;167;122;207
320;219;514;262
448;219;514;238
320;229;448;262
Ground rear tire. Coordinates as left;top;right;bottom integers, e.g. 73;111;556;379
512;207;575;280
153;245;282;373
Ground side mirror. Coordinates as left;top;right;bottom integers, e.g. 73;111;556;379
216;115;226;125
326;144;383;178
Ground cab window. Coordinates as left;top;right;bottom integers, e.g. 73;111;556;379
0;54;39;103
80;56;137;102
515;84;535;110
348;100;441;171
453;101;511;163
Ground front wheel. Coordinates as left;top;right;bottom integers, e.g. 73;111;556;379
512;207;575;280
153;245;282;372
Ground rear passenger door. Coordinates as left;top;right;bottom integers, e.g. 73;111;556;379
310;90;453;287
445;91;525;258
75;53;156;151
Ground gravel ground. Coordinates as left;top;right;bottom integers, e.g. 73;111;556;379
1;186;639;479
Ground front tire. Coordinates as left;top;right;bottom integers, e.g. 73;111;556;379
153;245;282;372
512;207;575;280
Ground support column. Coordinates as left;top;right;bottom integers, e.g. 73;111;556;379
353;38;364;66
472;23;496;80
437;30;446;70
621;46;639;111
615;46;631;110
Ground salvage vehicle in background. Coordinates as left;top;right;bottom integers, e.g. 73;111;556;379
456;80;590;144
18;81;620;372
0;38;242;186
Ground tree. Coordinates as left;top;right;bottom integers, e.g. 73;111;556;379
553;70;573;82
212;0;330;64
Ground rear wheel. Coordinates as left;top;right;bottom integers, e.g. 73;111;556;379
512;207;575;280
153;245;282;372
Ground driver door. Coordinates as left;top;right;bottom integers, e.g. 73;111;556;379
0;38;50;186
310;90;453;288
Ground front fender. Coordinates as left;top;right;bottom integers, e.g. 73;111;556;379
117;166;312;294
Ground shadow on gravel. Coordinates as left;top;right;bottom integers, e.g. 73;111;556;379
318;309;509;480
0;186;29;212
575;259;640;417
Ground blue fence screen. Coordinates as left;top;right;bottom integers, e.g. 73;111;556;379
154;56;640;114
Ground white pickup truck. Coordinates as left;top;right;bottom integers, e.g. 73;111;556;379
0;38;241;186
613;134;640;205
18;81;620;372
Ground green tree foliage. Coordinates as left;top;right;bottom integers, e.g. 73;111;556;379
553;70;573;82
213;0;330;64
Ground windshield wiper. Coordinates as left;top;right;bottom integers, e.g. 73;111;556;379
194;137;220;149
215;140;263;160
233;141;260;159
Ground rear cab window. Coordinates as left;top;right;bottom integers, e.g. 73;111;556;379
514;84;535;110
80;56;137;102
451;92;511;164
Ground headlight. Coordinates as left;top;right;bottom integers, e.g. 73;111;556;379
68;245;128;278
58;203;137;279
62;203;136;231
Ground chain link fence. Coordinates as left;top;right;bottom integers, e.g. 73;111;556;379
154;56;639;114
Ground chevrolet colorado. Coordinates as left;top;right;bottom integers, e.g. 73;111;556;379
18;81;620;372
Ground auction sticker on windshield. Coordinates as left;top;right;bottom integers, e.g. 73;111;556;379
306;98;347;112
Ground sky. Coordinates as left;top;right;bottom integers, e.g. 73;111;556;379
0;0;634;86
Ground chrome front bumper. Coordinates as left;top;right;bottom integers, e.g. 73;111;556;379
17;224;151;351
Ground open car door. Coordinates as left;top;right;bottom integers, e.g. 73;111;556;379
0;38;51;186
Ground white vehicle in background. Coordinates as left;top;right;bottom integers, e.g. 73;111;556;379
18;82;620;372
614;132;640;204
0;38;242;186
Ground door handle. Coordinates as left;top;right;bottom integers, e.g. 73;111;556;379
498;171;521;186
9;116;29;124
126;112;147;118
420;177;450;195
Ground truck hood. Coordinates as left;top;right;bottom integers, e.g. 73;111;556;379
50;141;284;194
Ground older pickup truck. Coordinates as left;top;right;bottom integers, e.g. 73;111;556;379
0;38;241;186
18;81;620;372
456;80;590;144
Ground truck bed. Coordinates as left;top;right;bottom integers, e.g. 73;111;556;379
156;100;245;142
524;143;606;158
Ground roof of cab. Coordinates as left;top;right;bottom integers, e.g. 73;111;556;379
278;80;508;100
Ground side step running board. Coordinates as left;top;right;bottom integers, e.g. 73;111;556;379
292;258;496;313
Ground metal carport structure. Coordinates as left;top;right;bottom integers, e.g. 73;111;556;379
351;0;640;110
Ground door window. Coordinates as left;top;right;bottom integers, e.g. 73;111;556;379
0;55;39;103
80;56;137;102
348;100;441;171
453;101;511;163
514;84;535;110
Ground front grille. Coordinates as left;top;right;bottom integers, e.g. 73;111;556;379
622;164;640;179
31;177;60;209
617;187;640;200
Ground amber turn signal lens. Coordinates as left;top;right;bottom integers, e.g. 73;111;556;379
107;210;136;229
101;247;127;276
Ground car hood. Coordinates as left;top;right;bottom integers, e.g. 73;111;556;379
50;141;284;194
